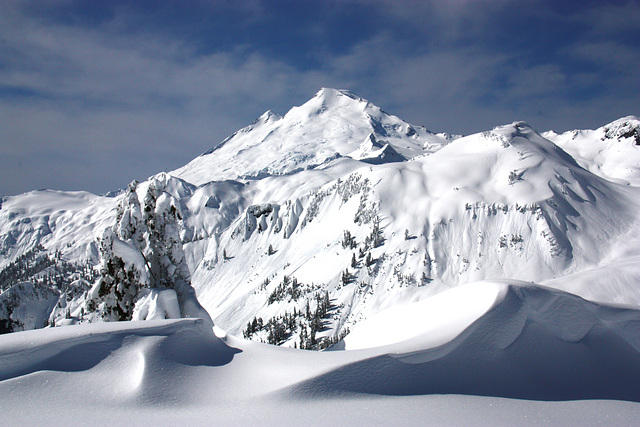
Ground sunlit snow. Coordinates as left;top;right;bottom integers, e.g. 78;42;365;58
1;89;640;423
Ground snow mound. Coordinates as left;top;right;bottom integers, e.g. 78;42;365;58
292;281;640;401
0;318;238;389
340;281;508;350
1;282;639;423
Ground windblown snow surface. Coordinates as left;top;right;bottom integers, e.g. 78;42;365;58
1;89;640;424
1;281;640;425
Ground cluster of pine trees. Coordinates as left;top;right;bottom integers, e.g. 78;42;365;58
0;242;100;334
244;290;336;349
0;244;95;293
267;275;302;304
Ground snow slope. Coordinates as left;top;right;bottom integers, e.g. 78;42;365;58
0;190;117;268
340;281;508;350
189;120;640;340
0;281;59;332
1;281;639;425
1;89;639;347
543;116;640;186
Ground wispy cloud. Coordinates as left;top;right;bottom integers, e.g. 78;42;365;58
0;3;314;194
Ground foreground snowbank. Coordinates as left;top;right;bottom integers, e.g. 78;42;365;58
340;281;508;350
300;282;640;401
1;281;639;424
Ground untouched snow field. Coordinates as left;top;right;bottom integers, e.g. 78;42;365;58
1;281;640;425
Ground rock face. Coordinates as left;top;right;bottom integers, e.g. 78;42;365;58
0;89;639;348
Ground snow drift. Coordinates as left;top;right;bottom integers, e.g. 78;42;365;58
293;281;640;402
1;281;639;424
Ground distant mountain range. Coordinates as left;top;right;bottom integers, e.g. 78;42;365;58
1;88;639;351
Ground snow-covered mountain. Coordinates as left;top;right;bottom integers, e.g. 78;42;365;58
172;88;456;185
0;89;639;351
543;116;640;186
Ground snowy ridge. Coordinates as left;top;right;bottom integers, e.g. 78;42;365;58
192;120;640;341
543;116;640;185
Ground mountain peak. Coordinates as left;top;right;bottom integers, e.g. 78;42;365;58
314;87;360;101
258;109;282;124
491;121;535;134
602;116;640;145
300;87;371;115
172;88;453;185
542;115;640;185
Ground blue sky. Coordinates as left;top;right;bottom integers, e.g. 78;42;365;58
1;0;639;196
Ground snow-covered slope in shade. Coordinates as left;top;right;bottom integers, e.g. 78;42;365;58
543;116;640;185
171;88;456;185
1;281;639;424
0;281;59;332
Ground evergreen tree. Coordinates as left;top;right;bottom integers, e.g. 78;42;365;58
342;230;356;249
341;269;351;285
91;228;145;321
371;216;383;248
85;175;206;323
420;272;432;286
365;252;373;267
